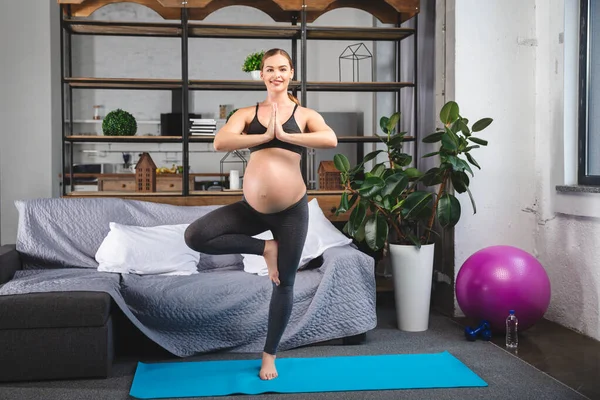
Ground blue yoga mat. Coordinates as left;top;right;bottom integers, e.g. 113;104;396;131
129;351;487;398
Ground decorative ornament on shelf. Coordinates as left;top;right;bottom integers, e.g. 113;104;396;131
220;150;247;190
242;50;265;81
102;108;137;136
135;152;157;193
338;43;373;82
318;161;343;190
219;104;234;119
93;105;103;120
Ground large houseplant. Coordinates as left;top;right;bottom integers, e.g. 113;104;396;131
333;100;492;331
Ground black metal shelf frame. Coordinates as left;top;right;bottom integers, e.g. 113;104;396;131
60;4;419;195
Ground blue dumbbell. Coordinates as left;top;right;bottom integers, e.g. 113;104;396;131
465;320;492;341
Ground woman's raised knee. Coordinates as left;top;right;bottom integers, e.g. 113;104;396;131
184;223;208;252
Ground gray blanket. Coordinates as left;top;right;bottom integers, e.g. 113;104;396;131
0;197;376;357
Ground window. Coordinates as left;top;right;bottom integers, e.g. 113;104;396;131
579;0;600;185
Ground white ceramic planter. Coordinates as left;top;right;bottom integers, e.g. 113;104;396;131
389;243;435;332
250;70;261;80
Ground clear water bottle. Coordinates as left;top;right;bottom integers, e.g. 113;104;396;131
505;310;518;349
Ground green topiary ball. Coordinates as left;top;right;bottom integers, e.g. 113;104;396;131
242;51;265;72
102;109;137;136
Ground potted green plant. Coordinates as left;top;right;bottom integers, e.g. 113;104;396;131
333;100;492;331
242;50;264;80
102;108;137;136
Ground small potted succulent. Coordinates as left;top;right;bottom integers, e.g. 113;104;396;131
102;109;137;136
242;50;264;80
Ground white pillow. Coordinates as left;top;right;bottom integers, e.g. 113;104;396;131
95;222;200;276
302;198;353;263
242;198;352;275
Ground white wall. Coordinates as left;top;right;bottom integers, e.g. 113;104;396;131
538;0;600;340
0;0;61;245
448;0;600;341
452;0;539;265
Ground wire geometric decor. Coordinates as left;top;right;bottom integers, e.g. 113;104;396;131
219;150;247;188
339;42;373;82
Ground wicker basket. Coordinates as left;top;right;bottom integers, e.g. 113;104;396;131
318;161;343;190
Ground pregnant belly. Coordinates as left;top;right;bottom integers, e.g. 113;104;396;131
243;149;306;214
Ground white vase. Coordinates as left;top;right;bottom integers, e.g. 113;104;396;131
249;70;261;80
389;243;435;332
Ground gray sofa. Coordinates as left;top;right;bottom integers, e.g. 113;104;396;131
0;197;377;382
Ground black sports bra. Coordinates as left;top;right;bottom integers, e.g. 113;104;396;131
246;103;305;155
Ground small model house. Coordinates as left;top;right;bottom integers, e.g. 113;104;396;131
135;152;157;192
318;160;342;190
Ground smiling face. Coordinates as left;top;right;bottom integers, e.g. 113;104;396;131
260;52;294;93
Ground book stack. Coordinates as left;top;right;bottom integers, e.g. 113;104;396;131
190;118;217;136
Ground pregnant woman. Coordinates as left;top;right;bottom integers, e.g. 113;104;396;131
184;48;337;380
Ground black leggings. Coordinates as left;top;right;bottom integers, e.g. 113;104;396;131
184;193;309;355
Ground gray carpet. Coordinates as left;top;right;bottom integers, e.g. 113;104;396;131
0;308;588;400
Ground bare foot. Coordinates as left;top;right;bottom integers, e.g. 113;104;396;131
259;352;278;380
263;240;279;286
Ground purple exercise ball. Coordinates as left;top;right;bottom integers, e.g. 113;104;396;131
456;245;551;332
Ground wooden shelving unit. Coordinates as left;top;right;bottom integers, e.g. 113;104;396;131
306;26;415;41
64;135;416;143
188;23;300;39
62;19;183;36
339;136;415;143
65;135;182;143
59;1;420;24
306;81;414;92
62;18;414;41
57;0;421;295
58;0;420;208
188;79;299;91
64;78;413;92
186;80;413;91
64;77;182;90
